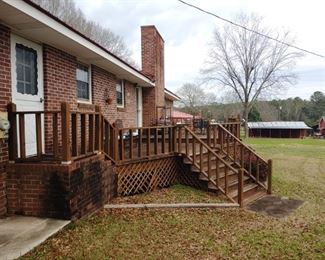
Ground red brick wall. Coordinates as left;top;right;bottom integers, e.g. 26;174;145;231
0;24;11;217
116;81;137;128
91;65;117;123
6;154;116;219
141;26;165;126
43;45;77;152
43;44;78;111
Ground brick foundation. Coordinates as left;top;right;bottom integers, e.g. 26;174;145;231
6;154;116;219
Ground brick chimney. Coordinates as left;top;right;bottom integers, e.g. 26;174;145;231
141;25;165;126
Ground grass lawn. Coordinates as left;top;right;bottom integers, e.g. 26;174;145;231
23;138;325;259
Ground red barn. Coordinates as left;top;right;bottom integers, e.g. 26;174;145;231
320;116;325;136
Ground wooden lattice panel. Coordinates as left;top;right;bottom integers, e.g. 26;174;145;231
116;156;180;196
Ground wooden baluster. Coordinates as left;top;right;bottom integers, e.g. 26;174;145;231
168;127;173;153
207;125;211;147
267;159;273;194
129;129;133;159
94;107;101;151
226;132;230;155
18;114;26;159
154;128;158;155
110;125;115;157
200;144;203;172
178;126;182;153
88;114;94;153
215;159;219;189
71;113;78;157
61;102;71;163
52;113;59;159
172;127;177;152
256;157;260;183
114;127;119;161
224;167;228;195
233;139;236;162
80;114;86;155
249;151;252;176
138;128;142;158
146;128;151;156
240;145;244;168
104;121;109;155
185;129;189;156
238;168;244;207
192;138;196;163
120;129;125;160
162;127;166;154
220;127;224;151
213;126;217;148
35;113;42;158
8;103;17;161
208;151;211;181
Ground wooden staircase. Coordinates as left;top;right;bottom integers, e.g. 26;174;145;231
175;126;272;206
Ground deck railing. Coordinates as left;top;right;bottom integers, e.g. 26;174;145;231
114;126;175;163
8;102;244;164
176;125;241;204
206;122;241;149
215;123;272;194
8;102;115;163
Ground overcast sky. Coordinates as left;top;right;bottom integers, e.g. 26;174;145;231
75;0;325;100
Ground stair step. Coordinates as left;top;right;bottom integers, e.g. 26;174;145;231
191;163;226;173
228;183;259;199
207;175;250;190
243;190;267;206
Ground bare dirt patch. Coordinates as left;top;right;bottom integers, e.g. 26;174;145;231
248;195;304;218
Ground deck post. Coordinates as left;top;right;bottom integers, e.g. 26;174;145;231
7;103;17;161
238;168;244;207
61;102;71;164
267;159;273;194
95;105;102;152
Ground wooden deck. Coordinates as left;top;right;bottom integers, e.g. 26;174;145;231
7;102;272;207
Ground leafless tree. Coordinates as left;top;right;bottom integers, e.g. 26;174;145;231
202;13;302;136
31;0;136;66
176;83;216;115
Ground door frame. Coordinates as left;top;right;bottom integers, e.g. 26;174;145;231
136;87;143;128
10;34;44;156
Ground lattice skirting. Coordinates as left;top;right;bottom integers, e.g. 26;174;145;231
116;156;205;196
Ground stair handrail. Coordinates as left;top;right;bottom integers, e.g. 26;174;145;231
183;126;239;173
216;123;271;192
217;123;267;164
181;126;240;204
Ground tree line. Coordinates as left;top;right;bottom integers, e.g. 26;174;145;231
176;88;325;127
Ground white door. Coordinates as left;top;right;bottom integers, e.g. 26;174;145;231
11;34;44;157
136;87;143;128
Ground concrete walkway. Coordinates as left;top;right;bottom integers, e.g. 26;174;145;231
0;216;70;260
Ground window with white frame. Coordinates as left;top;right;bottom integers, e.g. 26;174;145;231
76;63;91;102
116;79;124;107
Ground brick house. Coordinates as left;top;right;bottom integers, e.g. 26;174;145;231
0;0;272;219
0;0;179;218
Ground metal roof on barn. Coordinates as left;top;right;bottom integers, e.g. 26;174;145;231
247;121;311;130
